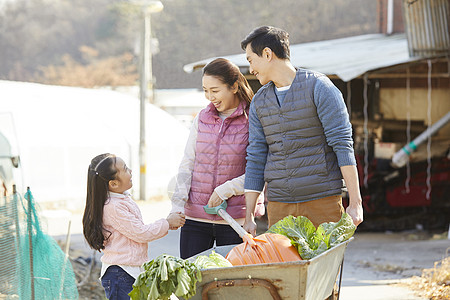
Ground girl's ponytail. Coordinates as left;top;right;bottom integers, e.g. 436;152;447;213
82;154;117;251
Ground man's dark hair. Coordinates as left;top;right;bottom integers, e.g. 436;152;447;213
241;26;290;59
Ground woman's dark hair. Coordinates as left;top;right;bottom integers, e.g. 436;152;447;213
82;153;118;251
202;58;254;105
241;25;290;60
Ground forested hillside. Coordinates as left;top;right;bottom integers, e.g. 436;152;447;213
0;0;377;89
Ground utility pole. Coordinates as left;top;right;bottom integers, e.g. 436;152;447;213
139;12;149;201
136;0;163;201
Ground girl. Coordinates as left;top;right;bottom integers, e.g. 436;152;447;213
171;58;265;259
82;153;185;300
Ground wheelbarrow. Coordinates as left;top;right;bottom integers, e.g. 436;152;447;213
184;202;352;300
187;239;351;300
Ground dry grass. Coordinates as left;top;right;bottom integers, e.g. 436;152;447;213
403;248;450;300
34;48;138;88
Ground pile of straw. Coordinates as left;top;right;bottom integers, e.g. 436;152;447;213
406;250;450;300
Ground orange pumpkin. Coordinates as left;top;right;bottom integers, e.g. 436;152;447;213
226;233;302;266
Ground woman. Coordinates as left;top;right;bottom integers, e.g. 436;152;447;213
171;58;265;259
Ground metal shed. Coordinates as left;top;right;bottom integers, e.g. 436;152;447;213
183;33;429;82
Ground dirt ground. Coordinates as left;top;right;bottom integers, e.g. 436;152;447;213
46;201;450;300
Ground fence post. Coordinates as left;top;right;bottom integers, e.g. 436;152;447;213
25;187;35;300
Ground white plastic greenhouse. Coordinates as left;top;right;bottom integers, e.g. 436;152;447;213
0;80;189;209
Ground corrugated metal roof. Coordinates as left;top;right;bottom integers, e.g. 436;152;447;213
183;33;425;82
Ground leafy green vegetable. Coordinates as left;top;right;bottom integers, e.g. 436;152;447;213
267;213;356;259
129;254;202;300
194;251;233;269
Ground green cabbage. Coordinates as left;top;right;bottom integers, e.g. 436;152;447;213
267;213;356;259
194;251;233;269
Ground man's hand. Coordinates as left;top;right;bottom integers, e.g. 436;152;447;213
207;191;222;207
243;217;257;236
346;202;363;226
340;165;364;226
243;191;260;236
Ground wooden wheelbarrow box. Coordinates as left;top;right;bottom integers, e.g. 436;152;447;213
186;238;352;300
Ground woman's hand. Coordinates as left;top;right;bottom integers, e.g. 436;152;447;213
207;191;223;207
167;212;185;230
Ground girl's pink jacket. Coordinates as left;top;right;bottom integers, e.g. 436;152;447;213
101;192;169;266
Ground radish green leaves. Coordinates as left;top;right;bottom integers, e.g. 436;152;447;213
129;254;202;300
267;213;356;259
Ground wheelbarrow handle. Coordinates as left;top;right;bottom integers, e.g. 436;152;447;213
203;202;249;238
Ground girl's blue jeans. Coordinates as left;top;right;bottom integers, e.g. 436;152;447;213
101;265;135;300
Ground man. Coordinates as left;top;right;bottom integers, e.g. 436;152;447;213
241;26;363;236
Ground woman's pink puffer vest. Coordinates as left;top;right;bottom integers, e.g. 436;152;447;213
185;101;265;221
